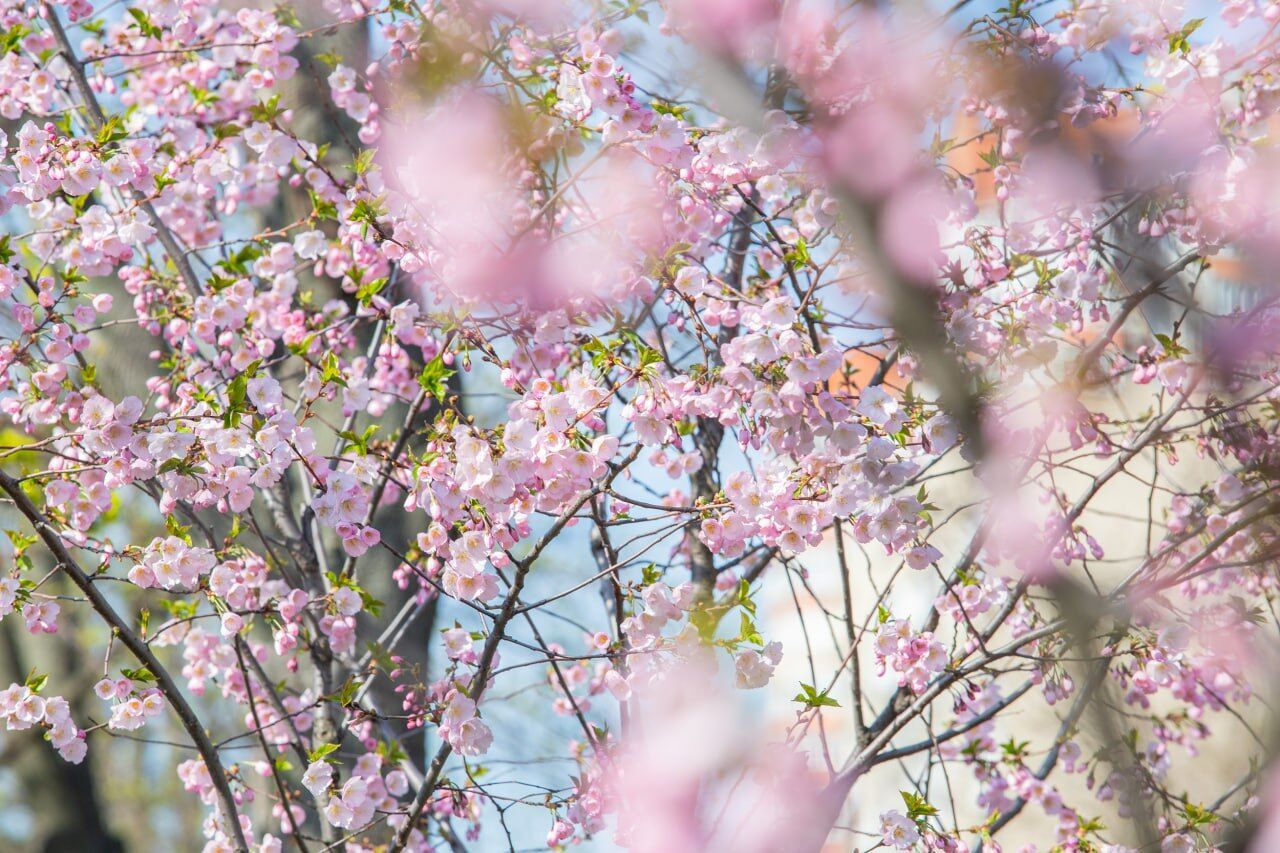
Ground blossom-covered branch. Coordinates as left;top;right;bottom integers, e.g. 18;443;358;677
3;0;1280;851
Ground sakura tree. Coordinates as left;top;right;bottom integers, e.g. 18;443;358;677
2;0;1280;850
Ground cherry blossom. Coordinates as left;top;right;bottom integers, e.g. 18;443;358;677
0;0;1279;850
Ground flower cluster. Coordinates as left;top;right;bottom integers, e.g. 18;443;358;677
2;0;1280;849
95;677;165;731
874;620;949;694
0;683;85;763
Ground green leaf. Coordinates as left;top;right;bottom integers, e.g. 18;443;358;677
308;742;340;763
25;669;48;693
352;149;376;176
792;682;841;709
165;514;193;545
0;24;31;57
219;244;263;276
156;458;200;477
650;98;688;120
250;94;284;123
340;424;380;456
355;276;388;307
121;666;157;683
224;374;248;426
350;199;385;239
1182;800;1217;828
901;790;939;821
418;354;455;400
1000;737;1030;759
1167;18;1204;55
320;352;347;387
358;587;384;618
310;191;338;221
6;530;37;551
95;115;128;146
377;738;408;765
273;4;301;27
785;237;811;268
126;8;162;38
1153;332;1188;358
737;612;763;646
336;676;361;707
288;333;317;357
